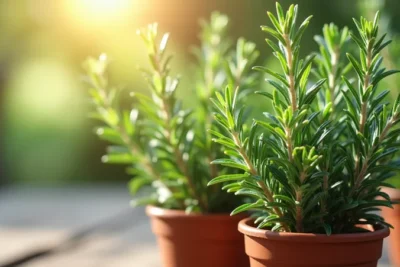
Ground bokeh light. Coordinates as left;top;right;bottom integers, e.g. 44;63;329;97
7;59;81;121
64;0;135;27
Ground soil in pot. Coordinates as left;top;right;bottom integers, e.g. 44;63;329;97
238;218;389;267
381;187;400;266
146;205;249;267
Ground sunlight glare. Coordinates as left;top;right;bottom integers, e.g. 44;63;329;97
65;0;134;26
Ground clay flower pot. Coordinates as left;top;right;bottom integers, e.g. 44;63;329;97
146;205;249;267
381;187;400;266
238;218;389;267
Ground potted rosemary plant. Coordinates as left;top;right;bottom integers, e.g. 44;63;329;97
209;3;398;267
83;13;259;267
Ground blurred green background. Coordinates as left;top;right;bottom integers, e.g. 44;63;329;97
2;0;400;186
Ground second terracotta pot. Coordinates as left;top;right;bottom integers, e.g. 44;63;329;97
238;218;389;267
381;187;400;266
146;205;249;267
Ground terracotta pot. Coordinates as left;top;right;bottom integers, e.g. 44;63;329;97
381;187;400;266
146;205;249;267
238;218;389;267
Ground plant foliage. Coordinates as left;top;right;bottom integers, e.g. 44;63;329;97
209;3;400;234
83;13;259;213
313;23;352;119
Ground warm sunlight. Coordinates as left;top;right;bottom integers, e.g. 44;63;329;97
64;0;135;26
78;0;132;17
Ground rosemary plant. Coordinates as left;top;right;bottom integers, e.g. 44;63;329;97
209;3;400;234
313;23;352;119
84;13;259;213
192;12;260;209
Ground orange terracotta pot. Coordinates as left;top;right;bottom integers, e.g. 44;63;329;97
146;205;249;267
381;187;400;266
238;218;389;267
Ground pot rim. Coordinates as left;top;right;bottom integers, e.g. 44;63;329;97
238;217;389;243
146;205;246;220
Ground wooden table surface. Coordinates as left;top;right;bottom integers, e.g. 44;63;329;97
0;185;391;267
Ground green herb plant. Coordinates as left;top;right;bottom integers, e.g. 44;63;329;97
209;3;400;234
313;23;352;120
83;13;260;213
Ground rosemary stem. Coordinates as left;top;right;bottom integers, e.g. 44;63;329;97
153;53;208;212
284;34;297;112
232;132;290;232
